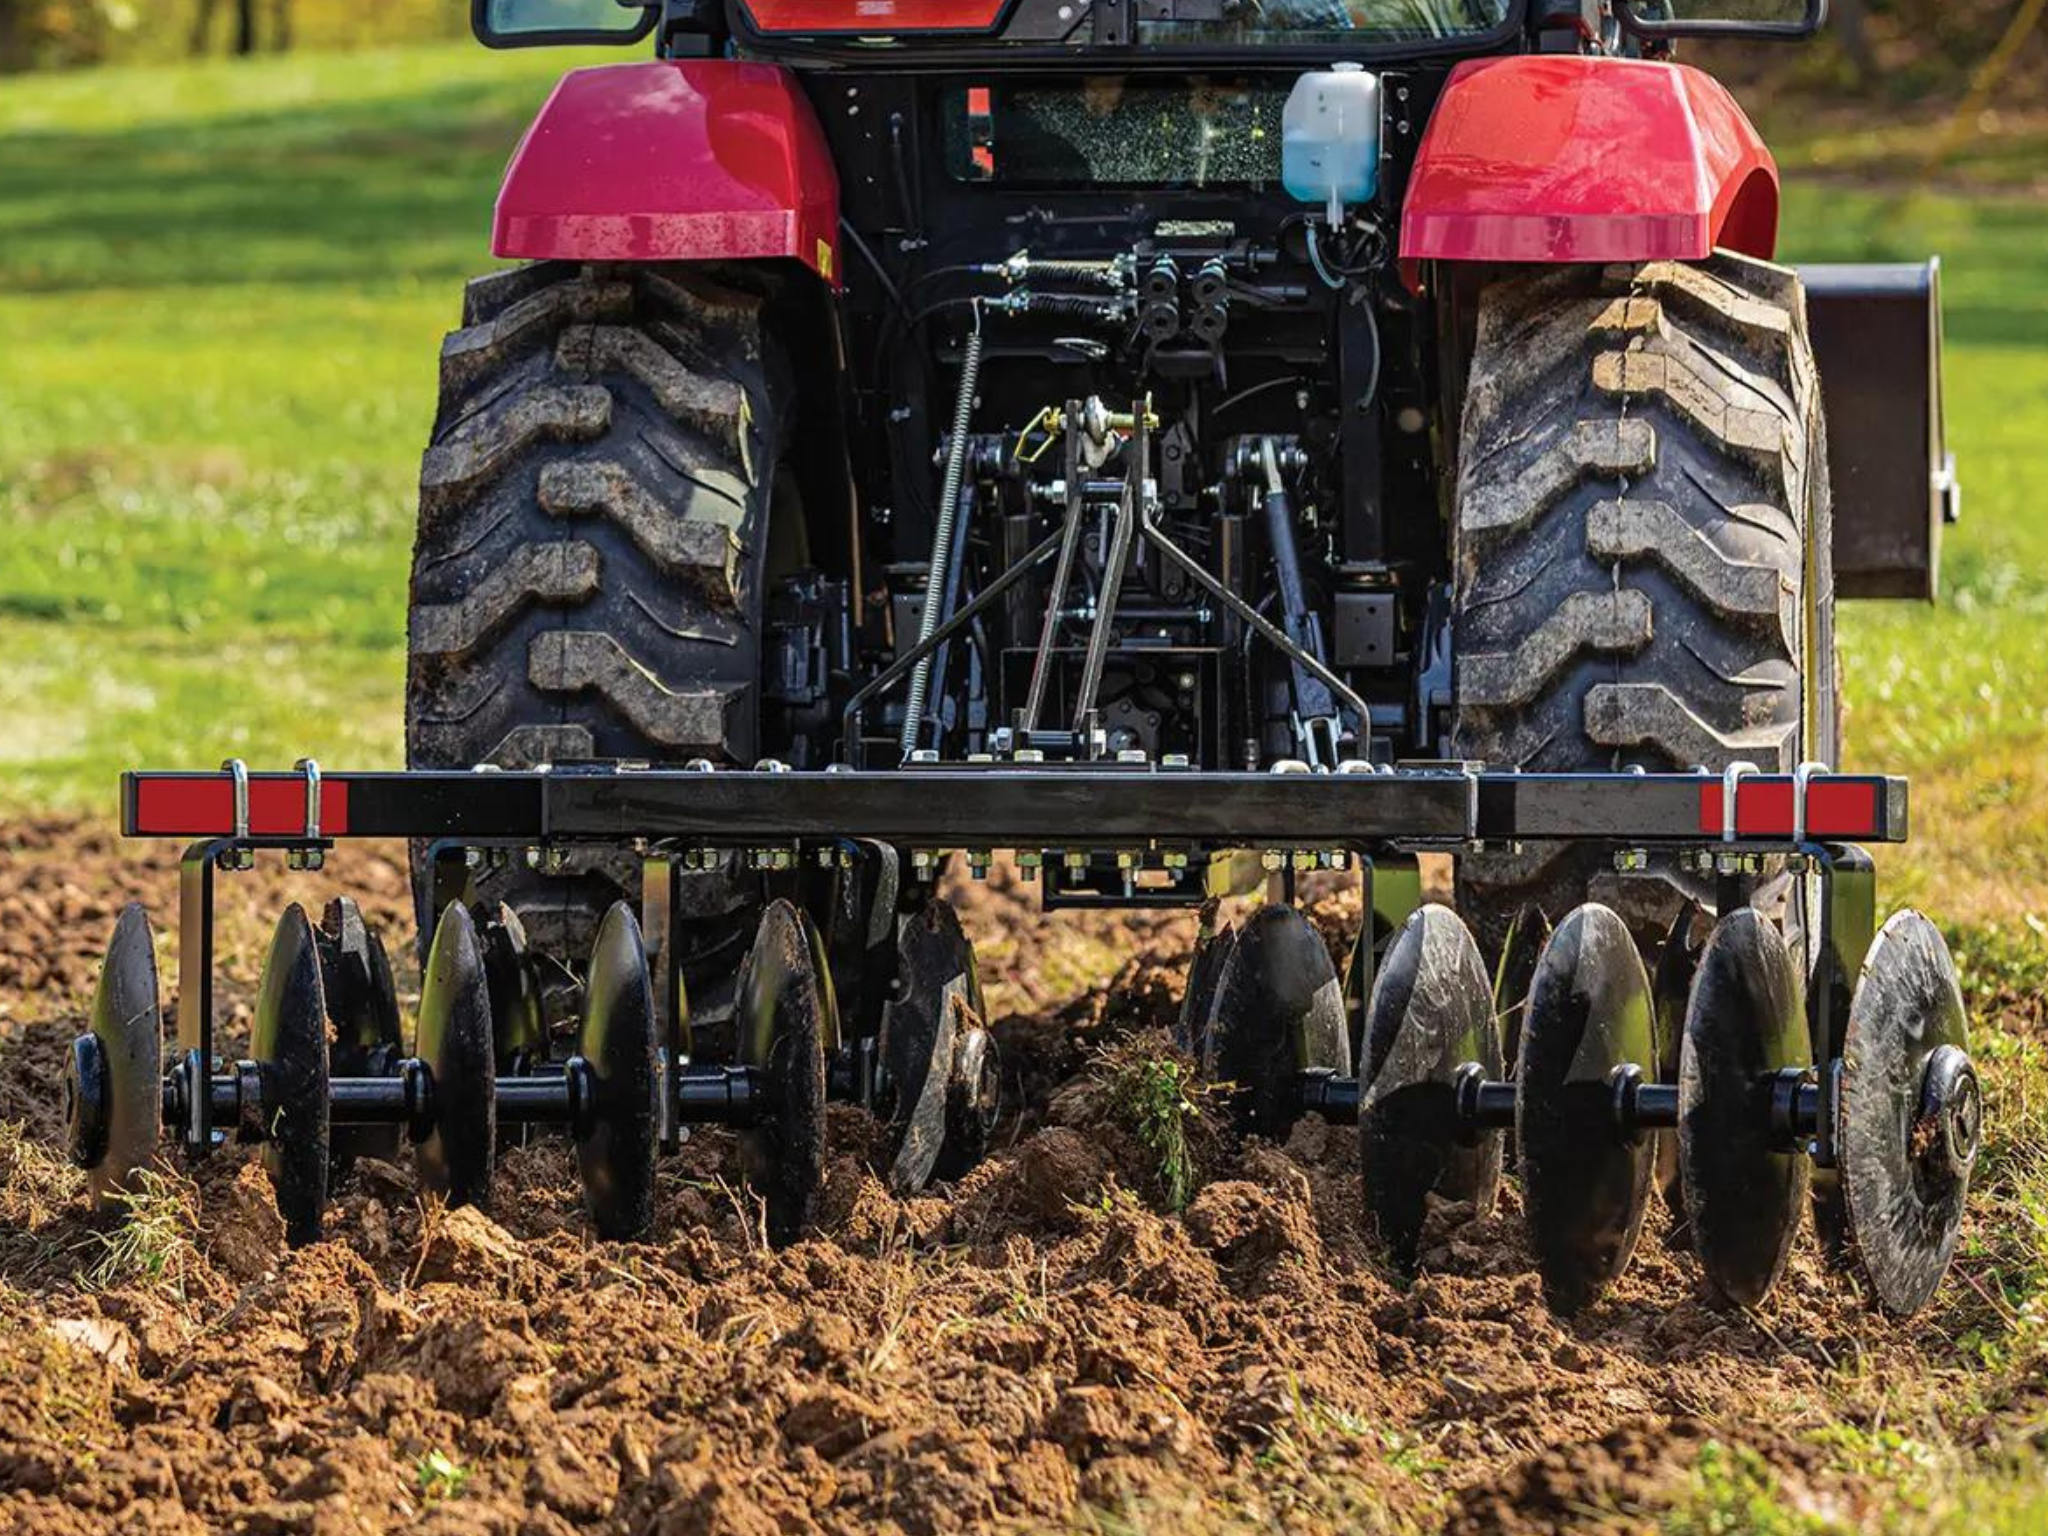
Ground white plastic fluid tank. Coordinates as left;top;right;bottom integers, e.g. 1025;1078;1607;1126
1282;63;1381;223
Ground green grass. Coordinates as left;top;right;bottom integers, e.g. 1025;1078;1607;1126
83;1169;198;1294
1103;1049;1209;1212
1662;1439;1844;1536
416;1448;473;1501
0;42;615;810
1769;182;2048;919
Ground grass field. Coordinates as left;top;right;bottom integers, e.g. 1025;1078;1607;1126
0;45;614;804
2;41;2047;1531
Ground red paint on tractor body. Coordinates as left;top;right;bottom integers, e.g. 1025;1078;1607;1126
493;61;842;285
1400;56;1779;267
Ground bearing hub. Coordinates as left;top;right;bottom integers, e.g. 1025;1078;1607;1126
1915;1043;1981;1181
65;1033;109;1169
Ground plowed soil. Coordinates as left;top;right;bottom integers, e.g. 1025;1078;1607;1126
0;824;1998;1533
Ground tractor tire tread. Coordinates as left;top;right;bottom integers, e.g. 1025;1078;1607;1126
1450;252;1833;951
407;262;783;960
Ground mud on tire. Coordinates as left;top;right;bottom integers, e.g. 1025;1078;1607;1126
406;261;788;982
1449;253;1837;954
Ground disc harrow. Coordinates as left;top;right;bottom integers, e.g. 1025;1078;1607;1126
64;770;1013;1249
65;756;1975;1315
1243;889;1978;1316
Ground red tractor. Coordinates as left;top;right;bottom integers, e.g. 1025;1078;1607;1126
431;0;1951;958
65;0;1974;1320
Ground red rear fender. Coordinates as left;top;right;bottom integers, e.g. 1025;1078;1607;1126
1400;56;1778;269
494;60;841;285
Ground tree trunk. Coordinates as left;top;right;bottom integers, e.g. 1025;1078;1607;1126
1832;0;1875;87
0;0;32;73
235;0;257;55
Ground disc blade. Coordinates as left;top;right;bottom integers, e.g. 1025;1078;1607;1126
934;1020;1002;1183
1358;904;1503;1274
1841;910;1974;1316
1177;902;1235;1057
576;902;659;1240
1517;902;1657;1315
1678;909;1810;1308
737;900;831;1246
415;902;498;1209
879;899;981;1194
476;902;548;1070
251;904;332;1247
317;897;403;1171
1202;904;1348;1141
1650;903;1703;1233
821;840;900;1046
74;903;163;1207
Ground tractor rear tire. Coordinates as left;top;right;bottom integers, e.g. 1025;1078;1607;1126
1449;253;1836;957
405;261;788;991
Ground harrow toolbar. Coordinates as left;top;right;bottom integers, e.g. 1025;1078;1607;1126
121;759;1907;848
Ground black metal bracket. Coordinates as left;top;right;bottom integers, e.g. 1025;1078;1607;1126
1806;841;1875;1172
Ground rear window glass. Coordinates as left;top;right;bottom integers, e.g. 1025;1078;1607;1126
946;80;1288;187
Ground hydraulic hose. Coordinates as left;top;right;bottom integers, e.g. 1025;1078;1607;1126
900;301;984;759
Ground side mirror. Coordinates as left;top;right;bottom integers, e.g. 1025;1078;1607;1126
1614;0;1825;41
472;0;656;48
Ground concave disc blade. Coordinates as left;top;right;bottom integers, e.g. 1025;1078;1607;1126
72;903;163;1208
1678;908;1810;1308
1842;910;1974;1316
477;902;549;1154
414;902;498;1209
1202;904;1348;1141
1358;904;1503;1275
576;902;659;1240
317;897;403;1171
1650;903;1703;1235
1517;902;1657;1315
251;904;332;1247
879;899;982;1194
822;841;900;1046
935;1019;1002;1183
737;900;832;1246
1177;902;1235;1057
476;902;548;1070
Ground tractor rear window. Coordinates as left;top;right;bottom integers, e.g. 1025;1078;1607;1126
946;80;1286;187
745;0;1509;45
1136;0;1510;43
